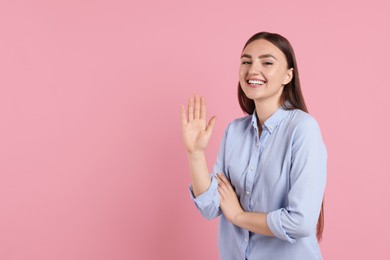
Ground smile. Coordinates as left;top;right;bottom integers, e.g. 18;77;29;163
247;79;266;86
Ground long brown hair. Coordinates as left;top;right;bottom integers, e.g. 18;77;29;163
238;32;324;241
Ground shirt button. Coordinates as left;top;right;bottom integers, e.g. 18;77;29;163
246;191;250;196
250;166;254;171
244;238;248;242
256;143;259;147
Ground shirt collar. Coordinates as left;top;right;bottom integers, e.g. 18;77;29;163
251;106;290;134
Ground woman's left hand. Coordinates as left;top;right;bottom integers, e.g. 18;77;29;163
217;173;244;224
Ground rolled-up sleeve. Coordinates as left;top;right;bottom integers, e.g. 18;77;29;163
267;117;327;243
189;176;221;219
188;127;229;220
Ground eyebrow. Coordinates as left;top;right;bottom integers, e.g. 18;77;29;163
241;53;278;60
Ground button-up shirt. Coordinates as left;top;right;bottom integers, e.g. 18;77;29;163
190;107;327;260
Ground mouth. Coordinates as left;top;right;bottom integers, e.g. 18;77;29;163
246;79;266;87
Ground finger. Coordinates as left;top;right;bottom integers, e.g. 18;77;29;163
180;105;187;125
218;186;226;199
217;178;229;192
217;173;228;183
219;185;229;196
206;116;217;133
188;97;194;121
200;96;206;120
218;193;223;202
218;173;233;191
194;94;200;119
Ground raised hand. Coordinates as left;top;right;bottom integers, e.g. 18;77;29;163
181;95;217;154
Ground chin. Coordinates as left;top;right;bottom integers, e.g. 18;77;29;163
242;87;264;100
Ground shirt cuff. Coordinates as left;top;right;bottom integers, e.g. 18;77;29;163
267;209;296;243
189;176;219;210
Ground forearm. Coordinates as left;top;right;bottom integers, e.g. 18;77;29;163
217;173;273;236
234;212;274;237
187;151;212;197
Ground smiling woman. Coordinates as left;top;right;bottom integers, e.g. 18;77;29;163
181;32;327;260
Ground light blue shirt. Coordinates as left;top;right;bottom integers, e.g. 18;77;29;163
190;107;327;260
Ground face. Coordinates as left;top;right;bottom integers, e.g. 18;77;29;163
239;39;293;105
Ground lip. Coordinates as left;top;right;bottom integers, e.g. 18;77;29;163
246;78;267;88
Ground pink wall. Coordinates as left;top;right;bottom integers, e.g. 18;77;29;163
1;0;389;259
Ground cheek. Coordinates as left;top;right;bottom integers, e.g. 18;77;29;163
239;73;247;86
267;70;285;82
239;68;247;79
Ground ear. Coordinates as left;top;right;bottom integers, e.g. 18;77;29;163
282;68;294;85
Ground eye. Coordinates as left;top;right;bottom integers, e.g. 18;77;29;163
241;61;251;65
263;62;273;65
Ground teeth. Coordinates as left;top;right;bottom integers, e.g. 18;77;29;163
248;80;265;85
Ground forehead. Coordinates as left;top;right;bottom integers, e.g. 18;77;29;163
242;39;286;61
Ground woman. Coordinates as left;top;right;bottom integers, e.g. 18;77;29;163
181;32;327;259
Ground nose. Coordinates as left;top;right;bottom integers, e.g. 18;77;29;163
248;61;261;75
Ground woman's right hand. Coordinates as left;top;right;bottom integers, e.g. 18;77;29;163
181;95;217;154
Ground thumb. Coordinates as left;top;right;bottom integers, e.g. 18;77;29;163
206;116;217;134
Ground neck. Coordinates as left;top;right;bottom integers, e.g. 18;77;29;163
254;98;282;126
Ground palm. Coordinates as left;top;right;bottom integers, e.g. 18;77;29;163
183;115;208;152
181;95;216;153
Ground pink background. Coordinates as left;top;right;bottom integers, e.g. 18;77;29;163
1;0;389;259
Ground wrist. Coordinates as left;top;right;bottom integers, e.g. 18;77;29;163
233;211;245;225
187;150;205;158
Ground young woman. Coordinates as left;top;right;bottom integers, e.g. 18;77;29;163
181;32;327;259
